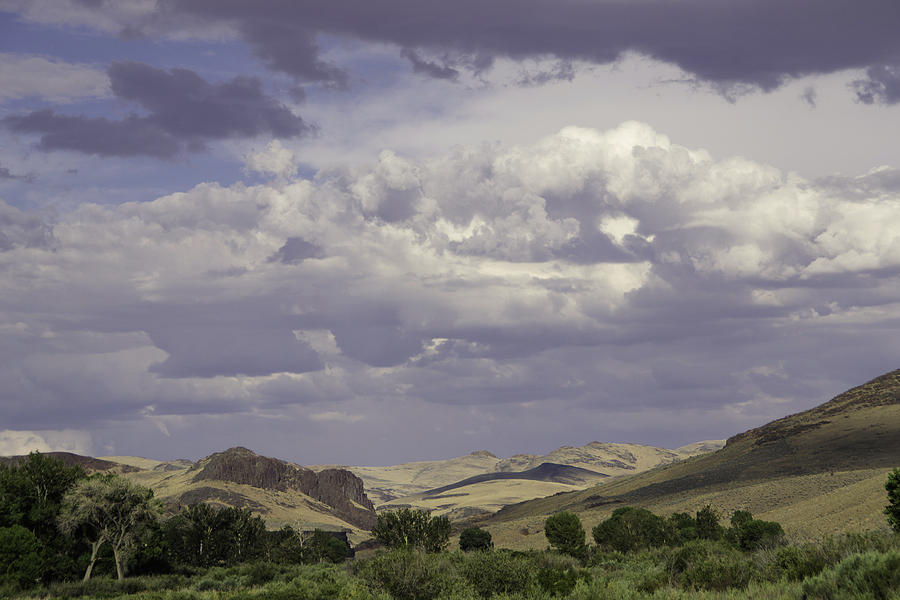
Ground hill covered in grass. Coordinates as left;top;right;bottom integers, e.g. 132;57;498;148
478;368;900;548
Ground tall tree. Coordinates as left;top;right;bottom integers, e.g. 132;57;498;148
885;467;900;532
58;475;159;581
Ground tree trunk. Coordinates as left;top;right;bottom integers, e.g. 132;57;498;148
83;540;101;582
112;543;124;580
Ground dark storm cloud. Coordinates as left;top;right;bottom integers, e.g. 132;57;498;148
852;64;900;105
400;49;459;81
3;61;310;158
166;0;900;93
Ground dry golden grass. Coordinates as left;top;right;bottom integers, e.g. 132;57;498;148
475;369;900;550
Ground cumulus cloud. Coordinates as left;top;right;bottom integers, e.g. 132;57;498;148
1;121;898;460
0;429;93;456
3;61;310;158
0;199;54;250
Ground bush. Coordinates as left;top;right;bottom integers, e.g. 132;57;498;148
801;550;900;599
667;539;753;591
372;508;450;553
359;548;469;600
459;527;493;552
766;544;829;581
544;512;587;560
885;467;900;532
462;550;534;597
727;511;784;551
592;507;673;553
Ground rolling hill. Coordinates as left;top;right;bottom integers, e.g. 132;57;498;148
329;440;724;509
476;368;900;549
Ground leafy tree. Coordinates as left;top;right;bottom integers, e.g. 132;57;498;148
0;525;43;588
459;526;493;552
885;468;900;533
695;505;724;540
58;474;159;581
0;453;87;584
164;503;266;567
668;512;697;542
726;510;784;551
544;511;586;559
372;508;450;553
302;529;350;563
424;514;451;553
592;506;673;553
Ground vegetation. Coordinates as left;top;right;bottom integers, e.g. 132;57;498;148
372;508;451;553
59;474;160;581
543;511;587;559
3;452;900;600
886;467;900;532
459;526;493;552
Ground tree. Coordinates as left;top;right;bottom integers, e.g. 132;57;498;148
0;453;87;584
695;505;724;540
726;510;784;551
592;506;673;553
371;508;450;552
164;503;266;567
459;526;493;552
544;511;586;559
58;475;159;581
302;529;350;563
885;468;900;533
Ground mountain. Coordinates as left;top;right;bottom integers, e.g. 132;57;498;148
100;447;377;538
478;368;900;549
332;441;723;518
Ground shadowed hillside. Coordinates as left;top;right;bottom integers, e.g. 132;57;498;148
480;368;900;547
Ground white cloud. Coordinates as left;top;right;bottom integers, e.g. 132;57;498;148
1;121;899;461
0;53;110;102
309;410;365;423
244;140;298;179
0;429;93;456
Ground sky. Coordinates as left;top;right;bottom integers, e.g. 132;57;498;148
1;0;899;466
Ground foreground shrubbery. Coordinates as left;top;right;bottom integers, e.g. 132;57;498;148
4;531;900;600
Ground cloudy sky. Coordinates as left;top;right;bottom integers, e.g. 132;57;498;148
1;0;899;465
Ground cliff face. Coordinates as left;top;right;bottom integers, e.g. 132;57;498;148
192;447;376;529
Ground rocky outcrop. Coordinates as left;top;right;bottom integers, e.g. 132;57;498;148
191;447;376;529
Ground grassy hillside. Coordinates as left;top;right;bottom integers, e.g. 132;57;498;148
476;369;900;549
334;441;723;512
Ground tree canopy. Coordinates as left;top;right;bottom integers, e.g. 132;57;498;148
59;474;159;581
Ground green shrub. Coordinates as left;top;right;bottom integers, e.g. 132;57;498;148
359;548;469;600
462;550;534;597
372;509;450;553
544;512;587;560
592;507;673;553
766;544;829;581
459;527;493;552
667;539;753;591
727;513;784;551
801;550;900;600
536;565;591;597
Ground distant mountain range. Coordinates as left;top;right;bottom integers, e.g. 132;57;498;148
332;440;723;519
6;368;895;546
